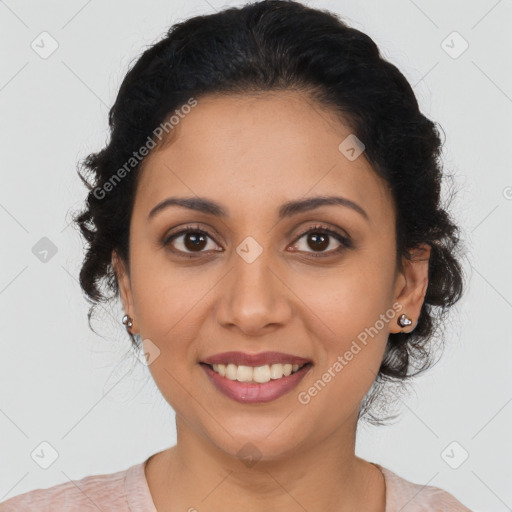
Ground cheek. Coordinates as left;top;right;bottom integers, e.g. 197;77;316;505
128;241;213;335
296;285;391;419
295;255;394;382
299;256;395;336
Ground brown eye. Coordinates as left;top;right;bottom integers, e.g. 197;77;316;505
290;225;352;257
163;226;221;256
182;232;208;251
306;232;329;251
163;223;352;259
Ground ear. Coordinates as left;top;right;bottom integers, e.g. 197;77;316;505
112;250;138;334
390;243;431;334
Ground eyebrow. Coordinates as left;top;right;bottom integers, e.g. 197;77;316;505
148;195;369;221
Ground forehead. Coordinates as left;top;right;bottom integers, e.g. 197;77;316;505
134;91;394;223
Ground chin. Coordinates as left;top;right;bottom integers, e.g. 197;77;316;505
209;428;308;465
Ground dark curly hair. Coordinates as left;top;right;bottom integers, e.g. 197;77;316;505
72;0;466;426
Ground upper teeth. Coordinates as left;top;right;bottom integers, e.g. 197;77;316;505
211;363;304;383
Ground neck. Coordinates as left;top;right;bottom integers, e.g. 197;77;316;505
144;411;386;512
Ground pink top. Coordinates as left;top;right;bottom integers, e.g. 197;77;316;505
0;456;472;511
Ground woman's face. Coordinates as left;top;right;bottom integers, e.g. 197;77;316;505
114;91;429;460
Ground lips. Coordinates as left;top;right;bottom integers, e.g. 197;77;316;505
200;361;312;403
201;351;312;367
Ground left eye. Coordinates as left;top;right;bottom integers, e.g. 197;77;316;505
291;227;350;256
163;224;351;258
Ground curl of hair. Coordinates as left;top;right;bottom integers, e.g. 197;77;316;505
72;0;467;426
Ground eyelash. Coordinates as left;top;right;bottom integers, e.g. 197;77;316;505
162;223;353;259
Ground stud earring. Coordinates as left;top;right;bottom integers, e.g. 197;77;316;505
122;314;133;330
397;313;412;328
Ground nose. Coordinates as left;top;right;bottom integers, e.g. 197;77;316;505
215;248;293;336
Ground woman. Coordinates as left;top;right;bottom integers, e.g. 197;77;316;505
1;0;472;510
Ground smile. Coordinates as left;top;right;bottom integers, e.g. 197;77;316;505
199;362;313;403
208;362;307;382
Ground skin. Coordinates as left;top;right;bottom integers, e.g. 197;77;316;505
113;90;431;512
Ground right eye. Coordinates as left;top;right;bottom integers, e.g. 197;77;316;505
163;225;222;257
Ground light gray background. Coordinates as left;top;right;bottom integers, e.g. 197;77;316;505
1;1;511;510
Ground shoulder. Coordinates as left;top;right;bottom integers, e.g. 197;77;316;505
0;462;143;512
374;463;473;511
